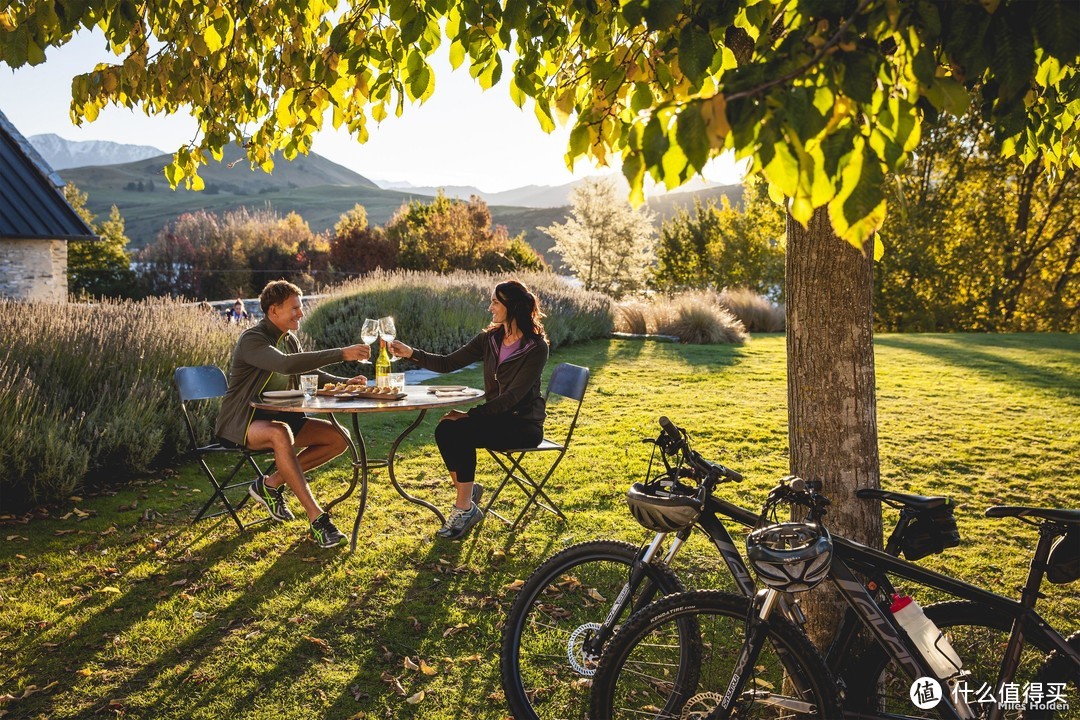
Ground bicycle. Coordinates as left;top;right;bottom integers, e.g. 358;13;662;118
589;474;1080;719
500;417;1010;719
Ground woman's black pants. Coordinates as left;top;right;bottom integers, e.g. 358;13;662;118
433;413;543;485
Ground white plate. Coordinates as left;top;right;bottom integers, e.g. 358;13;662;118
263;390;305;399
427;385;468;393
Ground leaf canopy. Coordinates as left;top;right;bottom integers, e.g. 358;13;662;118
3;0;1078;247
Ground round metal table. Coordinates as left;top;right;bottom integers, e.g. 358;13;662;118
250;385;482;550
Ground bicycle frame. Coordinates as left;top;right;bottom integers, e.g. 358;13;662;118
830;525;1078;720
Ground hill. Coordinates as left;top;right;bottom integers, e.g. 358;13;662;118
62;149;741;266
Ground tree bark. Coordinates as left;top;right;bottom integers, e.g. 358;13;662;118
785;206;882;647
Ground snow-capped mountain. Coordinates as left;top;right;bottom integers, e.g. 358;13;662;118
28;133;166;170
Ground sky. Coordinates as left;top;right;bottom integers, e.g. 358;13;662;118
0;30;743;193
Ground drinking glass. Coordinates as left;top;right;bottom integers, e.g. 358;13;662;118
359;318;380;364
300;374;319;398
379;316;399;362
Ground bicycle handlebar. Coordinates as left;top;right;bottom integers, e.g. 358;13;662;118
657;416;744;483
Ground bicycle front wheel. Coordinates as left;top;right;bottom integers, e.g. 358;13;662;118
590;590;841;720
500;539;687;720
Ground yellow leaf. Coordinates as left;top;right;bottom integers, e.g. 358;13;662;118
419;660;436;676
99;586;121;593
58;598;76;607
76;669;93;677
503;579;525;591
405;690;425;704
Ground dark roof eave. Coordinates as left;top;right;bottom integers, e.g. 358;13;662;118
0;233;100;242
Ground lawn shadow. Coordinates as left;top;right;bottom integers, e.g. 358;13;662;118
875;334;1079;400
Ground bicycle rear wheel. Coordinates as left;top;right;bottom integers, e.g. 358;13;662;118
590;590;841;720
500;539;686;720
848;600;1075;719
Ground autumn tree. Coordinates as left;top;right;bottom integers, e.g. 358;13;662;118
542;177;655;298
328;204;398;276
877;110;1080;332
654;179;785;298
385;192;543;273
63;183;136;299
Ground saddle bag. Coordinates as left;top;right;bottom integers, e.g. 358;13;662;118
902;500;961;561
1046;528;1079;585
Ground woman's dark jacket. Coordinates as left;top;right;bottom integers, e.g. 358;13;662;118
410;327;548;427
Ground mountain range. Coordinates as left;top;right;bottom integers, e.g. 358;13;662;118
31;135;741;263
29;133;167;170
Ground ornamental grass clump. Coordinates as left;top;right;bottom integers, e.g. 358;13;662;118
717;288;785;333
303;270;614;373
0;299;240;509
613;291;749;344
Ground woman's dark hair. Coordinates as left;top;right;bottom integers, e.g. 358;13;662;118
490;280;547;342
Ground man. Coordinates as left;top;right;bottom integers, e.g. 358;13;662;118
215;280;370;548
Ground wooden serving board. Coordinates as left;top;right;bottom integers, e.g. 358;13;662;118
322;388;406;400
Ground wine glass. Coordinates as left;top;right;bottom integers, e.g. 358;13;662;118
379;316;399;362
359;318;380;364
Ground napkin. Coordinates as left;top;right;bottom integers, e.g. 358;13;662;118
433;389;482;398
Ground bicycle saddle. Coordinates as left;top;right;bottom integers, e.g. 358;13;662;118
856;488;949;512
985;506;1080;524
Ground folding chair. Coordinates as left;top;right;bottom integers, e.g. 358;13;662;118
174;366;273;532
483;363;590;531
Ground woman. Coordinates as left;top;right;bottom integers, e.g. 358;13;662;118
389;280;549;540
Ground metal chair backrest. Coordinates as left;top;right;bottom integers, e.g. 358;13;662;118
544;363;590;446
174;366;229;449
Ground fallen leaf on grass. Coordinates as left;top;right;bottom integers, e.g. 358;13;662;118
405;690;425;704
98;586;121;594
458;654;484;664
406;616;422;632
54;529;77;536
403;657;419;671
586;588;607;602
192;611;208;620
0;680;58;703
75;669;93;677
4;535;26;541
503;579;526;591
419;659;437;676
442;622;469;638
57;599;76;607
170;579;188;587
99;526;118;536
32;573;46;581
379;671;406;696
304;635;332;653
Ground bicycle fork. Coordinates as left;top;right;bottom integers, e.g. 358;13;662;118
583;531;687;659
706;588;820;720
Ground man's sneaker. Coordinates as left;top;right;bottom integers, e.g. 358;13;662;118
435;503;484;540
248;477;295;522
310;513;347;549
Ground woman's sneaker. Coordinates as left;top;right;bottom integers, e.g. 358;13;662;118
435;502;484;540
249;477;295;522
310;513;347;548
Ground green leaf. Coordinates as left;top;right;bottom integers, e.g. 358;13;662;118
828;138;886;248
449;40;465;70
642;116;668;168
840;52;875;105
678;25;714;86
568;123;590;158
631;82;653;114
762;138;799;199
642;0;680;31
622;152;646;206
1033;0;1080;61
675;106;708;173
936;76;970;115
990;5;1036;113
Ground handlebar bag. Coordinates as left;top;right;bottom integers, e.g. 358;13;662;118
902;500;962;561
1047;528;1079;585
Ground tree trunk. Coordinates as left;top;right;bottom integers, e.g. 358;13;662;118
785;206;882;647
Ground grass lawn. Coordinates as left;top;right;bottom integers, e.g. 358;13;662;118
1;334;1077;719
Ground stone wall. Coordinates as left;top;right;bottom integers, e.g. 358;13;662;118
0;238;68;303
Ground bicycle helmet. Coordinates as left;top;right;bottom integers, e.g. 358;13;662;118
746;521;833;593
625;477;704;533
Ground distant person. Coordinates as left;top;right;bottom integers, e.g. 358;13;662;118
389;280;549;540
225;299;250;324
215;280;371;549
